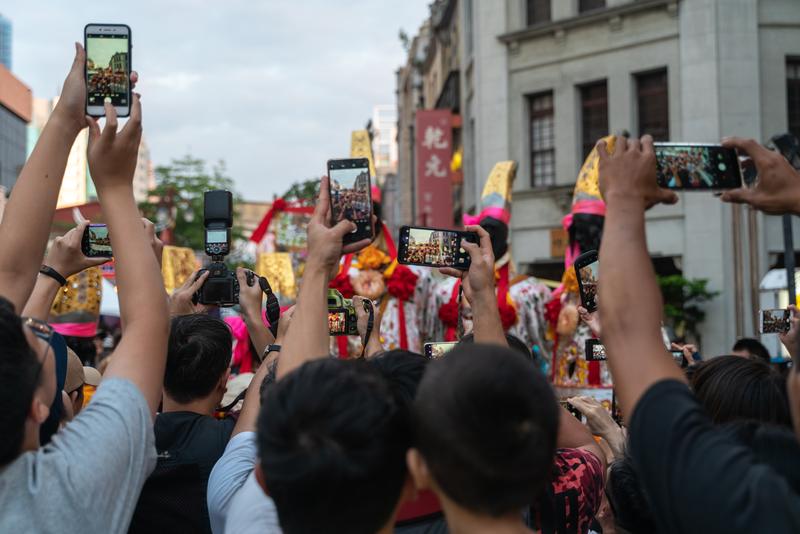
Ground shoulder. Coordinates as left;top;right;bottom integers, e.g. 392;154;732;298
549;448;605;528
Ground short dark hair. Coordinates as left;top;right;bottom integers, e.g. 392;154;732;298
369;349;428;408
258;359;407;534
732;337;771;363
459;333;533;362
690;355;790;426
0;296;41;466
607;454;656;534
413;343;559;516
164;314;232;404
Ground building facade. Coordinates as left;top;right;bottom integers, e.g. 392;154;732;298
0;63;31;191
0;14;11;70
460;0;800;355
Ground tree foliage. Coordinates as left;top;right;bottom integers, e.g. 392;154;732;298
281;179;319;204
657;275;719;342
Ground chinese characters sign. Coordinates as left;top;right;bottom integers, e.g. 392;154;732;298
415;110;453;228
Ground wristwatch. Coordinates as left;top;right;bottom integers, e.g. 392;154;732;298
39;265;68;286
261;344;281;361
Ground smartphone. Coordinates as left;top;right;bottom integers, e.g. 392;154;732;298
81;224;113;258
424;342;458;359
574;250;599;313
398;226;478;270
654;143;742;190
84;24;131;117
759;309;790;334
327;158;373;245
585;339;606;362
559;400;585;422
671;350;686;368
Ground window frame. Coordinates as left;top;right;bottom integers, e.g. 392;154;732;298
528;90;556;188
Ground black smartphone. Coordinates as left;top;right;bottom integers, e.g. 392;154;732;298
574;250;599;313
671;350;687;368
585;339;606;362
424;342;458;359
759;309;790;334
398;226;478;270
327;158;373;245
654;143;742;190
85;24;132;117
81;224;112;258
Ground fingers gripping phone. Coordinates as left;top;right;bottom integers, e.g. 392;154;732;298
654;143;742;190
759;309;790;334
424;342;458;359
398;226;478;270
327;158;374;245
81;224;112;258
574;250;599;313
85;24;132;117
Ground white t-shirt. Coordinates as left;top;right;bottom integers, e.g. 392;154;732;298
225;471;281;533
0;378;156;533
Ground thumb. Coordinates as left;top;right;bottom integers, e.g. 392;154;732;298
659;190;679;205
332;219;357;239
70;42;85;76
720;188;755;205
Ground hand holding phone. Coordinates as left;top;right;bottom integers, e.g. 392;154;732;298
44;222;109;279
760;309;791;334
327;158;374;245
654;143;742;190
85;24;132;117
574;250;599;313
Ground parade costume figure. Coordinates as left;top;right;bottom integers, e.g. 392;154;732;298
547;138;612;387
331;189;433;356
423;161;551;357
49;266;103;365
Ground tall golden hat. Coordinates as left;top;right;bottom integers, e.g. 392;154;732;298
350;130;377;178
162;245;199;293
571;135;616;205
50;266;103;325
464;161;517;225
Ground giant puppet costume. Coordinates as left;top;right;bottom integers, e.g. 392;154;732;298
423;161;552;357
329;130;433;357
546;137;613;387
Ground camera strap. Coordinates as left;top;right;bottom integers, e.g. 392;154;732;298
258;275;281;338
456;284;465;340
360;300;375;359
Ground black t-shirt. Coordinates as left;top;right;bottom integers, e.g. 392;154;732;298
128;412;235;534
629;379;800;533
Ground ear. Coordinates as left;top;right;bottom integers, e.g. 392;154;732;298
31;395;51;425
218;368;231;393
406;448;432;491
255;461;271;496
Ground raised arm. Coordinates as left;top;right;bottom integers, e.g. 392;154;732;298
596;135;684;420
87;98;169;417
276;176;370;379
0;45;90;311
236;267;275;357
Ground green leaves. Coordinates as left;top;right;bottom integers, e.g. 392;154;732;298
657;275;719;342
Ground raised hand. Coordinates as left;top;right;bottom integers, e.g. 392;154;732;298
440;225;496;304
353;296;383;357
45;221;109;277
168;269;209;317
578;305;601;337
87;96;142;191
236;268;264;317
779;305;800;360
720;137;800;215
598;134;679;210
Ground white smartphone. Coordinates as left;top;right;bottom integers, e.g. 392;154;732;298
84;24;131;117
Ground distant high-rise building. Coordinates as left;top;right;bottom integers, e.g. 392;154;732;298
0;14;11;70
371;104;398;180
0;63;31;190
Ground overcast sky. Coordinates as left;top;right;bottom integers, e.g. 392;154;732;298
4;1;429;199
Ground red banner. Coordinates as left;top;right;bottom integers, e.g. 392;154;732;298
415;110;453;228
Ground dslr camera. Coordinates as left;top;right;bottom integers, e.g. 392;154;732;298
327;289;359;336
194;190;240;307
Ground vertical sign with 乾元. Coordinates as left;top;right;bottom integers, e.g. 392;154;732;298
415;110;453;228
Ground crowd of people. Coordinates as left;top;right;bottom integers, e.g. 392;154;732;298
656;146;716;188
2;43;800;534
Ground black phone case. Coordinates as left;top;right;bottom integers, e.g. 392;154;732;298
84;24;132;118
81;225;112;258
397;226;477;271
574;250;598;312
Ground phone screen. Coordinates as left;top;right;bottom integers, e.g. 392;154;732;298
585;339;606;361
399;226;474;269
82;224;112;257
576;255;599;312
328;160;372;243
671;350;686;367
425;342;458;359
760;309;790;334
85;31;130;110
655;144;742;190
328;311;348;335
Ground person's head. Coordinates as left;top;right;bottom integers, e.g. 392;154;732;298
690;355;791;426
408;343;559;518
164;314;232;409
459;333;533;362
63;335;96;365
0;296;56;466
370;349;428;412
479;216;509;260
63;348;85;416
731;337;771;363
606;454;656;534
257;358;408;534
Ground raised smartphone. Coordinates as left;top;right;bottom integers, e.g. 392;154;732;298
654;143;742;190
759;309;790;334
398;226;478;270
584;338;606;362
671;350;686;367
84;24;131;117
81;223;112;258
327;158;373;245
574;250;599;313
424;342;458;359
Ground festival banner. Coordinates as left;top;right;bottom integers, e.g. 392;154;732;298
415;110;453;228
256;252;297;300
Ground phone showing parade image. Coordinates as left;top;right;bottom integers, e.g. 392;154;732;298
327;158;373;245
398;226;477;270
574;250;599;313
654;143;742;190
424;342;458;359
759;309;790;334
585;339;606;362
81;224;113;258
85;24;131;117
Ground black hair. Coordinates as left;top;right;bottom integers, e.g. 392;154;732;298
164;314;232;404
690;355;791;426
479;216;509;260
606;453;657;534
731;337;771;363
569;213;605;257
0;296;41;466
258;358;407;534
458;333;533;362
64;335;97;366
413;343;559;516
